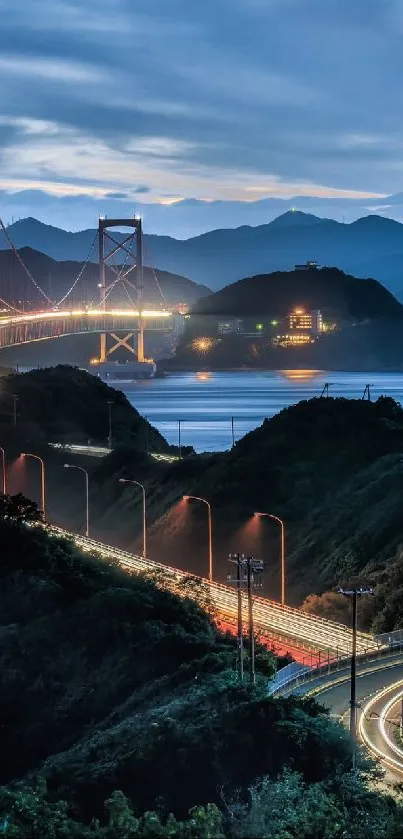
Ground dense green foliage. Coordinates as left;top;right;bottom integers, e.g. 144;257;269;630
1;498;403;837
191;266;402;319
0;365;168;451
122;394;403;630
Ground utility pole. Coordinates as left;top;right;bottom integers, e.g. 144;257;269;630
237;559;243;681
337;586;374;775
246;560;255;685
12;394;18;427
107;400;113;449
144;415;149;457
178;419;182;459
228;553;264;684
231;416;235;448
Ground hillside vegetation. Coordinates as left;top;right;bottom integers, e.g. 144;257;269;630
2;367;403;632
0;244;210;308
191;266;402;320
0;365;169;451
86;394;403;632
1;498;403;837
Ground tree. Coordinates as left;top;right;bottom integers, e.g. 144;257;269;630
0;493;42;523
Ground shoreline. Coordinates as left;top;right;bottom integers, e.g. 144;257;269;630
161;365;403;374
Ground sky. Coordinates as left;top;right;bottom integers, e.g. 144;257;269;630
1;0;403;234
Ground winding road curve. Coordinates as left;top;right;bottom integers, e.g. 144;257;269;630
294;659;403;784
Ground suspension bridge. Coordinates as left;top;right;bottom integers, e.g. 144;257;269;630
0;216;182;375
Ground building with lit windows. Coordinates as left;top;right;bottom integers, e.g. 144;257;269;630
288;308;323;335
273;307;323;348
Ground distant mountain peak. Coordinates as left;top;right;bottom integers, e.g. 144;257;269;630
268;210;327;228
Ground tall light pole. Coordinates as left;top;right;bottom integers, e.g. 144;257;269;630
64;464;89;537
338;586;374;775
12;394;18;427
21;452;46;520
183;494;213;582
119;478;147;557
0;446;6;494
255;512;286;605
107;400;113;450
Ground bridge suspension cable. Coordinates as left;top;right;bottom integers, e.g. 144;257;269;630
0;216;54;306
142;238;169;308
54;230;98;308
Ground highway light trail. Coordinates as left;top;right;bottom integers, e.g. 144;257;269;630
359;681;403;777
48;525;379;656
0;309;173;325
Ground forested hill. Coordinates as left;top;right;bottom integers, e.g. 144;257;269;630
191;266;403;321
0;501;402;837
0;245;210;307
0;365;169;452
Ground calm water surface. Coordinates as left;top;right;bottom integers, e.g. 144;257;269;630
118;370;403;452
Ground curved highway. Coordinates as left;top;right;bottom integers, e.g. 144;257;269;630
298;660;403;784
359;680;403;781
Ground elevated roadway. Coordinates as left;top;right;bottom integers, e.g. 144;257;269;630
0;308;174;349
46;524;379;659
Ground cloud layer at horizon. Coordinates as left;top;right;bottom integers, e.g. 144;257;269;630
1;0;403;232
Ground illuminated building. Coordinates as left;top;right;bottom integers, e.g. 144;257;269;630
273;333;314;348
273;307;323;348
288;308;323;335
218;319;243;335
294;261;319;271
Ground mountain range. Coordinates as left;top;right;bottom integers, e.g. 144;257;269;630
4;189;403;238
2;211;403;298
0;247;210;308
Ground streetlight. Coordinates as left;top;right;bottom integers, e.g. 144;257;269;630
0;446;6;494
337;586;374;775
21;452;46;519
255;512;286;605
119;478;147;557
183;494;213;582
64;464;89;537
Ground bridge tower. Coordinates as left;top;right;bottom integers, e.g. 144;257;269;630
98;216;144;363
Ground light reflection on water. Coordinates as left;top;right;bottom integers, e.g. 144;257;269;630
118;370;403;453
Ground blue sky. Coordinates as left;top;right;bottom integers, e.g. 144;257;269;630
1;0;403;232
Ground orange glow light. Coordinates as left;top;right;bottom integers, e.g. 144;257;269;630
191;337;214;354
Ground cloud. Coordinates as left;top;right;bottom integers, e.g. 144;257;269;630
0;0;401;231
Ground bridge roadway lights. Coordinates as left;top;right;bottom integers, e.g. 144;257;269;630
0;310;174;352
